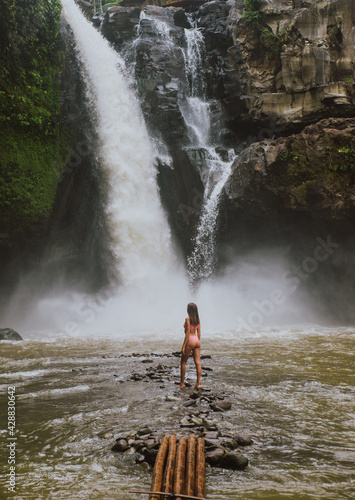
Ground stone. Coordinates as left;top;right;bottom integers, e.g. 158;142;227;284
0;328;23;341
180;417;194;427
166;395;180;402
204;431;219;440
143;448;158;466
124;447;136;455
210;400;232;412
220;438;239;450
219;451;249;470
190;416;203;426
111;439;129;452
204;438;221;449
183;400;196;407
137;427;152;436
205;447;225;465
235;434;254;447
143;439;156;449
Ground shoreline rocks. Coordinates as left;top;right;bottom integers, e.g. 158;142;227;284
111;425;251;471
0;328;23;341
109;352;252;472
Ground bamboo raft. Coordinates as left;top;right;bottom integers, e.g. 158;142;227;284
130;435;206;499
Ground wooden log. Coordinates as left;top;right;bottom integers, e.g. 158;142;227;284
173;436;188;500
195;437;205;499
151;436;169;500
185;434;196;498
162;435;177;500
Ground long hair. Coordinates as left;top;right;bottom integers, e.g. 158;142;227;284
187;303;200;326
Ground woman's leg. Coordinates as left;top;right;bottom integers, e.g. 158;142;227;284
180;344;193;387
193;344;201;388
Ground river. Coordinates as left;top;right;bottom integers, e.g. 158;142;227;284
1;327;354;499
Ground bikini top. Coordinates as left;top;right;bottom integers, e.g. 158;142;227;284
184;322;199;332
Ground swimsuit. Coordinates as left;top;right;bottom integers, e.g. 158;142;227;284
183;322;200;352
184;323;199;335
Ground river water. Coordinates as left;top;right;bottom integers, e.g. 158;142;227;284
1;327;354;499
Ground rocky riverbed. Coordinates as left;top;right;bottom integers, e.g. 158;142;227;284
109;352;252;471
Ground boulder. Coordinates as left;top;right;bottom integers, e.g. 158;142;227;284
210;400;232;412
0;328;23;341
219;451;249;470
205;447;225;465
111;439;129;452
235;434;254;447
101;6;141;48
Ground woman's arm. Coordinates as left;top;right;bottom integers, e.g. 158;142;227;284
181;318;190;353
197;323;201;340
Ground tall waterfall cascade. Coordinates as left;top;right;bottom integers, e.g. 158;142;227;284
181;28;235;285
61;0;175;286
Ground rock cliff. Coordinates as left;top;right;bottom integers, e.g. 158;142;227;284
226;0;355;133
98;0;355;235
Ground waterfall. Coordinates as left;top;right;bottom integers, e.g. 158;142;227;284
181;28;235;285
61;0;174;286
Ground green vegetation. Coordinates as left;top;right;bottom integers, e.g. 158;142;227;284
0;125;67;233
0;0;65;234
327;147;355;173
278;151;301;164
243;0;284;61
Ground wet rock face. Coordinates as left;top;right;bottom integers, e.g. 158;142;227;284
101;7;141;49
227;0;355;131
223;117;355;219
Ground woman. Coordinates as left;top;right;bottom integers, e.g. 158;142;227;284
179;302;201;389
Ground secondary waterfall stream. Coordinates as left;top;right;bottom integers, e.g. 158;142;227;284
180;28;234;285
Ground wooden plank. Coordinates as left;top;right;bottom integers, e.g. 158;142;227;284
195;438;205;499
163;436;177;500
151;436;169;500
185;435;196;498
129;490;223;500
173;436;188;500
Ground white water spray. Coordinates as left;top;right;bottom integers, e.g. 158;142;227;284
61;0;174;286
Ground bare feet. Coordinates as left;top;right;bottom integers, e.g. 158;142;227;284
194;385;201;389
179;383;185;388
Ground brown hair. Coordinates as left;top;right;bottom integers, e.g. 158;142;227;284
187;302;200;327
